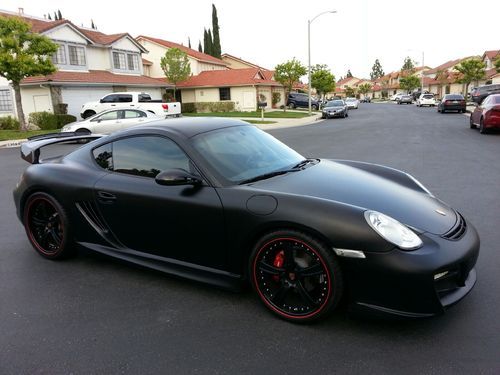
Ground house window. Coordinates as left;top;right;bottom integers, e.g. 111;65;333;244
113;52;140;72
0;89;13;112
127;54;138;71
219;87;231;101
68;45;86;66
113;52;126;70
52;44;66;65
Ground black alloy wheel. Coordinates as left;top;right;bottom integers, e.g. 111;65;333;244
24;193;74;259
250;230;343;322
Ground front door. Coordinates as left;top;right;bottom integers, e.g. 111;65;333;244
93;135;227;269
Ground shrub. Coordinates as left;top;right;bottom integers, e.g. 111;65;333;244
0;116;19;130
272;92;281;106
28;112;77;130
181;102;235;113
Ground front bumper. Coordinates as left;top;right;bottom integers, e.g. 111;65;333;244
341;218;480;318
323;110;345;118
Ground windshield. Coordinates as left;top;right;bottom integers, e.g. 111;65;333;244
192;125;304;184
325;100;344;107
345;98;356;102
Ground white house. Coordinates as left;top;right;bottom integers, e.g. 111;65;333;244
0;9;172;120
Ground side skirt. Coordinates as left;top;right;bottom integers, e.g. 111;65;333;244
78;241;244;291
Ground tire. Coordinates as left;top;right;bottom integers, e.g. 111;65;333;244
479;117;487;134
23;192;75;260
441;109;446;114
75;128;91;134
250;230;343;323
312;105;318;111
81;110;96;119
462;109;466;113
289;102;296;109
345;112;348;117
469;115;476;129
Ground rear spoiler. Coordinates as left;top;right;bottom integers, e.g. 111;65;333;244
21;132;103;164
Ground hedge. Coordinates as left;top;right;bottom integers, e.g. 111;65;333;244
182;102;235;113
28;112;77;130
0;116;19;130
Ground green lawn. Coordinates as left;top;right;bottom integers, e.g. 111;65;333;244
0;129;56;141
184;111;311;119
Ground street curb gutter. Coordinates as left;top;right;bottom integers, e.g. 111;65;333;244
0;139;27;149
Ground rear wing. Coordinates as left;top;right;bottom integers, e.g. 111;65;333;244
21;132;103;164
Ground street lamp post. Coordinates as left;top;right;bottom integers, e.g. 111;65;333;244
308;10;336;115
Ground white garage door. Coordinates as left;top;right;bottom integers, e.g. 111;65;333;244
61;87;111;119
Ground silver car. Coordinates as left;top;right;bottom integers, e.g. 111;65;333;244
345;97;359;109
61;109;162;134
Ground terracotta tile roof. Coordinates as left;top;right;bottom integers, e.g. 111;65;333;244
21;70;172;87
483;50;500;60
176;68;282;88
485;68;498;79
137;35;227;66
221;53;270;71
337;77;361;86
142;58;153;66
425;56;477;74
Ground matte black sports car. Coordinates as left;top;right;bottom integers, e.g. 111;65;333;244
13;118;479;322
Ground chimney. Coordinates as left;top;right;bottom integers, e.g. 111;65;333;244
18;7;24;15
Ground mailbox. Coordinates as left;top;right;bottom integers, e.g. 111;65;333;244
258;102;267;109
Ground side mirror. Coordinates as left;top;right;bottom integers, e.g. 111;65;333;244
100;99;105;103
155;169;202;186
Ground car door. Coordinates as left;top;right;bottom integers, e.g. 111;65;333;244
92;135;227;270
89;110;122;133
117;110;150;130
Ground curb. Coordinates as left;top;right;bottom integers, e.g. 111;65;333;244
0;139;27;149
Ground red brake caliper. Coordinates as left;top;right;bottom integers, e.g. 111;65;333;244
273;250;285;282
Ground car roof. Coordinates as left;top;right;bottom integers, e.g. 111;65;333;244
126;117;250;138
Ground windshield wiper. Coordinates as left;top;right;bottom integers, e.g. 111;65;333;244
291;158;319;169
238;159;319;185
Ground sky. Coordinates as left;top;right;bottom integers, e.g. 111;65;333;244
2;0;499;81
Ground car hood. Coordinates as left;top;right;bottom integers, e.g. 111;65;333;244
250;159;456;235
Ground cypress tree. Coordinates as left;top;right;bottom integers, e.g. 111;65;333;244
188;37;191;49
203;28;209;54
198;40;202;52
207;28;214;57
91;19;96;29
57;10;62;19
212;4;221;58
48;13;52;20
54;12;58;20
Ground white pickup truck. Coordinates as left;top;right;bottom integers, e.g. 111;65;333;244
80;92;181;119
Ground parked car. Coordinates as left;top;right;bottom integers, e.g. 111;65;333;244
390;93;404;101
61;109;161;134
437;94;466;113
15;118;479;322
345;97;359;109
397;95;413;104
470;94;500;134
287;93;320;110
361;96;371;103
80;92;181;119
471;84;500;104
416;94;436;107
321;100;348;119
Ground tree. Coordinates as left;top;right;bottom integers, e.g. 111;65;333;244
207;29;214;56
54;11;58;20
401;56;415;74
311;64;335;100
494;57;500;73
274;58;307;111
370;59;384;80
203;28;213;56
345;86;356;97
91;19;96;29
198;40;202;52
211;4;221;58
346;69;353;78
47;13;52;20
399;75;421;93
455;58;486;97
57;10;62;20
188;37;191;49
160;47;191;98
358;83;372;99
0;16;58;131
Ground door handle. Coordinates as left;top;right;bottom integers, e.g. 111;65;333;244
111;104;116;106
97;191;116;203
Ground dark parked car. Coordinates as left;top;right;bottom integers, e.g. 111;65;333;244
471;84;500;104
397;95;413;104
437;94;466;113
14;118;479;322
321;100;348;119
287;92;319;110
470;93;500;134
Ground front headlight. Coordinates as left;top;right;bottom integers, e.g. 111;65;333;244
61;125;70;132
365;211;423;250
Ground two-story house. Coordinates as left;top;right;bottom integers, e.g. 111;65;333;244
137;37;285;111
0;9;172;119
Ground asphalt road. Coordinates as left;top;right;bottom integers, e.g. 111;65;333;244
1;103;499;374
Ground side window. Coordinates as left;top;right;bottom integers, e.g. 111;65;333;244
112;136;191;178
124;110;144;118
101;94;118;103
93;143;113;170
93;111;119;121
118;95;133;103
